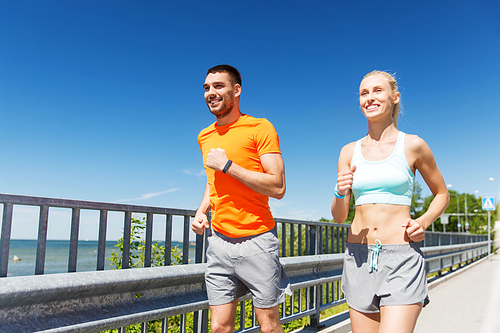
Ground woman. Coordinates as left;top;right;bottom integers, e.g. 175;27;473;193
331;70;449;333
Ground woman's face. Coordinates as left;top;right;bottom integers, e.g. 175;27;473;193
359;74;399;122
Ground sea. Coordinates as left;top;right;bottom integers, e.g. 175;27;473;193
5;239;196;277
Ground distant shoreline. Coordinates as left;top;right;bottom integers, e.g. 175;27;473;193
8;238;190;243
6;239;196;277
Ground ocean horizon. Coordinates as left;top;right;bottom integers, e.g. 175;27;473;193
5;239;195;277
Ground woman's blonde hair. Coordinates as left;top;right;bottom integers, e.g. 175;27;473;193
362;70;400;128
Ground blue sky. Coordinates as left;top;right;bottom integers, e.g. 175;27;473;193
1;1;499;241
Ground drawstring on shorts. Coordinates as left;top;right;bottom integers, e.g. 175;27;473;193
368;239;382;273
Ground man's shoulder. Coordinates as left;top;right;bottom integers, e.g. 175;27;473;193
241;114;275;130
198;122;217;138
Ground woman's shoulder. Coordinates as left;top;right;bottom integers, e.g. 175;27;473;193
340;141;357;154
404;133;432;156
338;141;357;166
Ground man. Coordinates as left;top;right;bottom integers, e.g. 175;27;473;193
192;64;290;333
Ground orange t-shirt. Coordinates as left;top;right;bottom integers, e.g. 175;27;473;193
198;115;281;238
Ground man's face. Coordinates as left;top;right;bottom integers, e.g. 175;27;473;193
203;72;239;118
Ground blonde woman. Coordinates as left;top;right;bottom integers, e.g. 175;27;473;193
331;71;449;333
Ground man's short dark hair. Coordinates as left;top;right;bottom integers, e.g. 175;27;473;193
206;64;242;86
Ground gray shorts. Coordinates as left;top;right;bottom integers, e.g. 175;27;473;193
341;242;427;313
205;228;291;308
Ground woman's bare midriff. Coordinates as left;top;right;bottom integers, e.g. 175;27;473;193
348;204;413;245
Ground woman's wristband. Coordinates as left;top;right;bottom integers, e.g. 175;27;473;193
334;190;346;199
334;183;346;199
222;160;233;174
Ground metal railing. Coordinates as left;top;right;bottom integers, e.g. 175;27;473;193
0;252;348;333
423;230;487;247
0;193;490;333
423;241;489;275
0;193;199;277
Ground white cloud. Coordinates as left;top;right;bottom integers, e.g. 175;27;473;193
269;199;288;208
114;188;180;203
271;200;321;221
183;169;206;177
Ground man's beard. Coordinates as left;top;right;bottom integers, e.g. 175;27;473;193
209;100;234;119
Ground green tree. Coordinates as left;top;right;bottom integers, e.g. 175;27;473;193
411;181;424;219
109;216;182;269
106;216;184;333
469;196;497;234
423;191;497;233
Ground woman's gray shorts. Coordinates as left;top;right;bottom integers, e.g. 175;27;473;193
341;242;427;313
205;228;291;308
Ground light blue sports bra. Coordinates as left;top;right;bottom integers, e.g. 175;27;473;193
351;131;415;206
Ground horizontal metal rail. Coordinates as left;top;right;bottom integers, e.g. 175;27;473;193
423;231;487;247
0;193;491;332
422;241;489;274
0;254;344;333
0;193;196;215
0;243;489;333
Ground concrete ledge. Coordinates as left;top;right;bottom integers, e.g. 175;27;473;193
290;310;351;333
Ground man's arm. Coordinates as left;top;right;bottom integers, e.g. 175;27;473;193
191;183;211;235
206;148;286;199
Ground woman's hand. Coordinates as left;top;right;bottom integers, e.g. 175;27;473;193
336;165;356;195
402;218;425;242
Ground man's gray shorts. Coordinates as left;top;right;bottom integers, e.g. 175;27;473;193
341;242;427;313
205;228;291;308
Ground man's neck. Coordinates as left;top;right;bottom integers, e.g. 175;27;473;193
216;108;243;126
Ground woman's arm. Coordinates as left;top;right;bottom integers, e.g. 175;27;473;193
403;136;450;241
331;143;356;223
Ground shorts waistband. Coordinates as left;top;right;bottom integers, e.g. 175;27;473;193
212;227;277;243
346;242;421;253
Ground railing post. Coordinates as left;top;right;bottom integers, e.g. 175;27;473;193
122;212;132;269
309;225;318;255
319;226;324;255
329;227;334;254
182;215;190;264
309;277;321;329
298;224;303;256
68;208;80;272
309;225;321;328
97;210;108;270
144;213;153;267
35;205;49;275
305;225;310;255
193;308;209;333
165;214;173;266
281;222;287;257
194;224;209;333
0;203;14;277
342;227;346;252
161;318;168;333
336;227;340;253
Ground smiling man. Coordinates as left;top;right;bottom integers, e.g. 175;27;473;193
192;64;290;333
